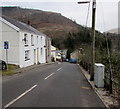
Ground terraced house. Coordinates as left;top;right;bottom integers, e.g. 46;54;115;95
0;15;51;68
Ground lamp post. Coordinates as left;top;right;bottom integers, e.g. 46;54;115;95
78;0;96;81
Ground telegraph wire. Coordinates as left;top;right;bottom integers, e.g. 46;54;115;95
85;0;91;27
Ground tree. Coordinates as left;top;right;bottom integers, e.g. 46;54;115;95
66;48;73;59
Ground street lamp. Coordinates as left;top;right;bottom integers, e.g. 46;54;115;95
78;0;96;81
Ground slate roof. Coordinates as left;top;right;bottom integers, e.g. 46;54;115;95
1;15;44;36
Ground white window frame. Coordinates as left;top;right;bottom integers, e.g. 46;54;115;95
24;34;28;46
41;48;43;55
37;36;39;44
31;35;34;46
41;36;43;44
25;50;30;61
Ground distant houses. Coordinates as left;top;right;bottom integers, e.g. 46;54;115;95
0;15;51;68
45;36;51;63
51;46;68;62
70;50;80;60
51;45;57;62
56;50;62;62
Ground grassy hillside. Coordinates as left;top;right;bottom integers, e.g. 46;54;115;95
1;6;80;39
1;6;118;51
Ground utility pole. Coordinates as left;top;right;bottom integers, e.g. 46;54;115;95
90;0;96;81
78;0;96;81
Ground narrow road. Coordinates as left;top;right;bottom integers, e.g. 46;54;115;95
2;63;106;108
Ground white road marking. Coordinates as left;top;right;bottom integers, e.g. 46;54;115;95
4;84;37;108
44;73;55;80
57;67;62;71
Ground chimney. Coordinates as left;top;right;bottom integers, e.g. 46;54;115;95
27;20;30;25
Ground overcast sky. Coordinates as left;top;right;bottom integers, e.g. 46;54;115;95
0;0;119;32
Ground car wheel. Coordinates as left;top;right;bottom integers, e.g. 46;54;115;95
2;64;7;70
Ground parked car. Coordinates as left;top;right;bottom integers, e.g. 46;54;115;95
0;60;7;70
70;58;77;64
65;59;69;62
63;59;69;62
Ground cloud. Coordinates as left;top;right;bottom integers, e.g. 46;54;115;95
1;0;119;3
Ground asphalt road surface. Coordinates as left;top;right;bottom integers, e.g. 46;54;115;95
2;62;106;108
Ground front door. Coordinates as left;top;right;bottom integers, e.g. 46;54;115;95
34;49;36;64
37;48;39;64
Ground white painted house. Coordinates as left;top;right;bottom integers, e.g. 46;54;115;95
0;16;46;68
51;45;57;61
45;36;51;63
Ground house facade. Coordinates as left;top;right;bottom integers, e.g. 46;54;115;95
51;45;57;61
56;50;62;62
61;49;67;59
0;16;46;68
70;50;80;59
45;36;51;63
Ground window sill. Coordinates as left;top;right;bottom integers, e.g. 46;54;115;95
25;59;30;61
25;45;28;47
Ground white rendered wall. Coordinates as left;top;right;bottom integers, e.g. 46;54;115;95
0;21;19;65
39;35;46;64
51;45;57;61
19;32;46;68
19;32;37;68
0;20;2;60
0;20;46;68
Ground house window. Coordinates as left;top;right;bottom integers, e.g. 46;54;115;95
41;36;42;44
37;36;39;44
31;35;34;46
48;40;50;46
41;48;43;55
24;34;28;46
25;50;30;61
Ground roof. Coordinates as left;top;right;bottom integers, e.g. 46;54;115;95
51;45;57;50
0;15;44;36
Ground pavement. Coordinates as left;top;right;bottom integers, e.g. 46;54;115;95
15;62;57;73
2;62;107;108
78;65;114;109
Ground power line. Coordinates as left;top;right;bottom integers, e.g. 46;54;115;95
85;0;91;27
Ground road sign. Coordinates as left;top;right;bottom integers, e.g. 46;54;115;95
4;41;9;70
4;41;9;49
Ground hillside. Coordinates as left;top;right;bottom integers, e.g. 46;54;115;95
1;7;118;50
106;28;120;34
0;7;81;39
